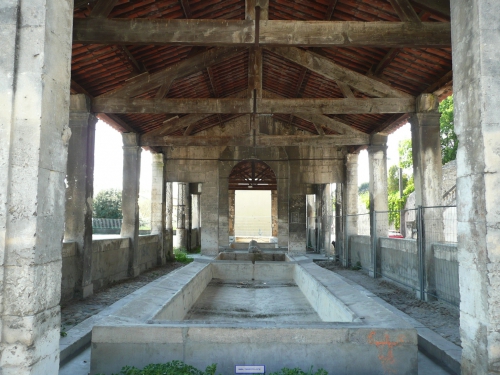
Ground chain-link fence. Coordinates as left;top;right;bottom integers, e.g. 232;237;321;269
334;205;458;307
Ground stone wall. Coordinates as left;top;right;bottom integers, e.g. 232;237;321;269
62;234;161;302
379;238;419;291
348;235;459;306
349;235;371;272
61;242;79;303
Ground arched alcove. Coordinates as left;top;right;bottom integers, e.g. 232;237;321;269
228;159;277;191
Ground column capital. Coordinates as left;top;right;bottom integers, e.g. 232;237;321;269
151;152;165;164
70;93;92;113
410;112;441;128
368;133;388;154
122;132;140;147
415;93;439;113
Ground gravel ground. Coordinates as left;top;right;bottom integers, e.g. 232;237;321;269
61;262;185;331
315;260;461;347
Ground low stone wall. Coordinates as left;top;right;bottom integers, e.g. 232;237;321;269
92;237;131;291
433;243;459;305
347;236;459;306
349;235;371;271
379;238;419;290
138;235;159;272
61;242;79;303
62;234;161;302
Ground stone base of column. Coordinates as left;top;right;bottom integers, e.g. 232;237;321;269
130;266;141;278
81;283;94;299
164;229;174;261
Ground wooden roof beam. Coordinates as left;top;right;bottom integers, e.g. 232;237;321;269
73;19;451;48
388;0;421;23
409;0;450;18
89;0;120;18
266;46;413;99
142;134;370;147
99;47;246;99
325;0;339;20
92;97;415;115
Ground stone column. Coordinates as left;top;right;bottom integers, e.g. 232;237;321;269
322;183;332;254
150;153;166;265
409;94;443;299
120;133;142;277
451;1;500;373
335;183;343;261
368;134;388;277
271;190;278;240
228;190;236;241
191;193;201;248
288;194;307;254
316;185;324;253
277;179;289;248
306;194;316;251
176;182;189;249
165;182;174;260
65;94;97;298
0;0;73;372
343;153;359;266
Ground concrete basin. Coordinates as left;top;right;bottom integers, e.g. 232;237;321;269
90;257;417;375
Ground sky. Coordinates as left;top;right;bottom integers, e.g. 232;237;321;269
94;120;152;197
93;120;412;195
357;123;412;185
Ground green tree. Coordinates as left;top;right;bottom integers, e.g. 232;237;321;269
439;95;458;164
398;139;413;170
358;182;369;195
93;189;123;219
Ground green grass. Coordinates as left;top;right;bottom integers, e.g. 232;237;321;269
173;248;193;263
97;361;328;375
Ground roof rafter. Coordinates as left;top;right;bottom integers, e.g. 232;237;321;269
266;46;413;99
99;47;246;99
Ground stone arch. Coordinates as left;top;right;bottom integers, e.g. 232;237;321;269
228;159;277;191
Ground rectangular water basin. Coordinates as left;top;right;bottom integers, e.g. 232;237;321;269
90;258;417;375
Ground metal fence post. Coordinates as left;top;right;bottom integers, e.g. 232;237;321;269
417;205;425;301
371;211;377;278
344;214;349;267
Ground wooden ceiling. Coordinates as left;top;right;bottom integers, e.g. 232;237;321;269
71;0;452;148
229;160;277;190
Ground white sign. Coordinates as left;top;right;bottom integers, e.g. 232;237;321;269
235;365;265;374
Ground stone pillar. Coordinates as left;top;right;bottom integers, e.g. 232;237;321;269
322;183;332;254
368;134;388;277
306;194;316;251
288;194;307;254
191;193;201;248
0;0;73;372
176;182;189;249
409;94;443;299
335;183;343;261
150;153;166;265
277;179;289;248
120;133;142;277
271;190;278;239
451;1;500;373
410;95;443;208
165;182;174;260
343;153;359;266
316;185;324;253
65;94;97;298
228;190;236;240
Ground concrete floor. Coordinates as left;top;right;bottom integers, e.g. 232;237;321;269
59;346;454;375
184;279;321;322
